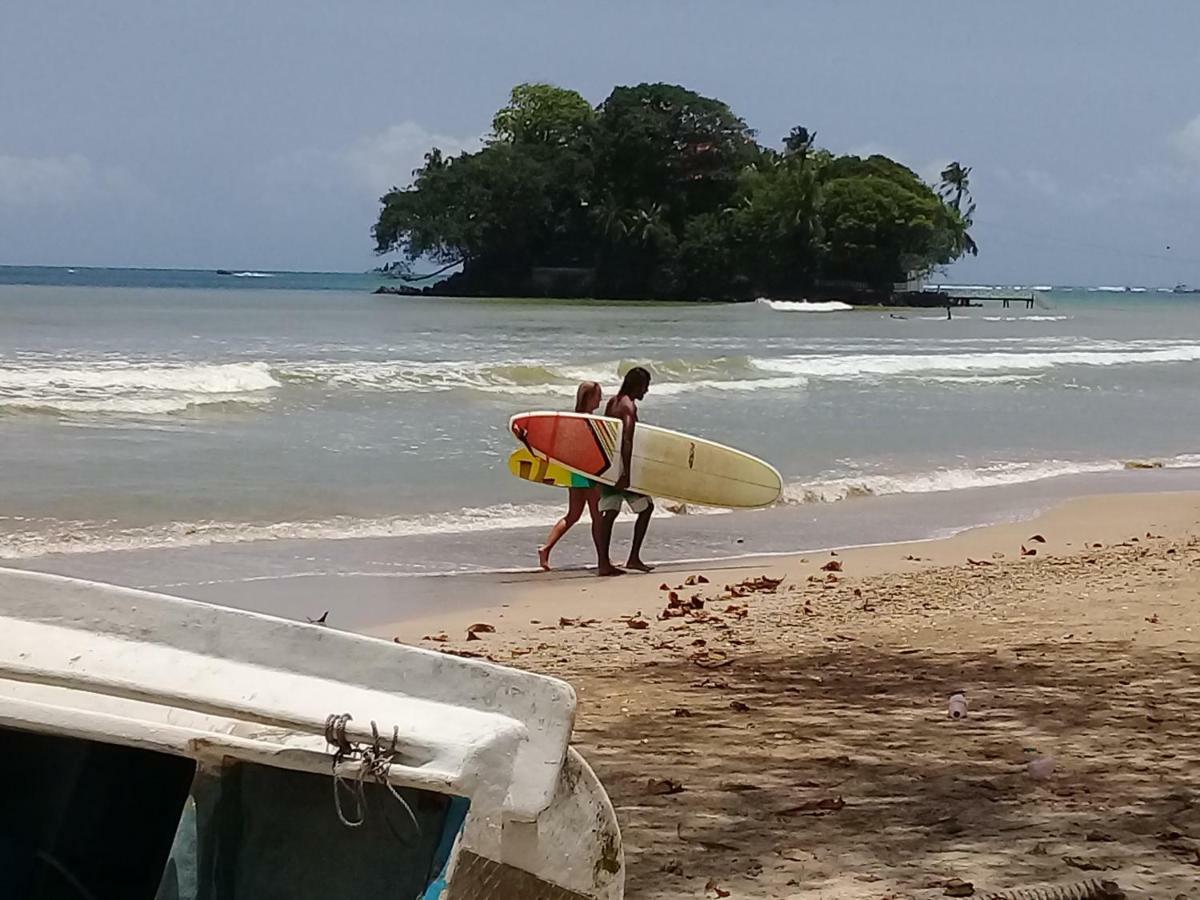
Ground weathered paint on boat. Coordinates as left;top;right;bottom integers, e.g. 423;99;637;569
0;567;624;899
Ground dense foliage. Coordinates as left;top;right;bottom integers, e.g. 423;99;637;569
373;82;977;299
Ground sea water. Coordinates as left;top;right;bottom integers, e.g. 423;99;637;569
3;268;1200;579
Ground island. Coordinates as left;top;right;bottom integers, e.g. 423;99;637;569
372;82;977;303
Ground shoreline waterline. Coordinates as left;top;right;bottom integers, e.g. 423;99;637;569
10;469;1200;632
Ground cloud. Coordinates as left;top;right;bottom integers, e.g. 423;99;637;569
344;123;481;193
261;121;482;199
0;153;95;207
0;152;149;209
1169;113;1200;168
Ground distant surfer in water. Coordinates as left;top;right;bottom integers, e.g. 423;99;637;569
597;367;654;576
538;381;603;570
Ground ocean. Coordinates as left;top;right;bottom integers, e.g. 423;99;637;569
3;266;1200;600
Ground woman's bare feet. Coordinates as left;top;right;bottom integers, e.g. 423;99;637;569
625;558;655;573
538;545;552;571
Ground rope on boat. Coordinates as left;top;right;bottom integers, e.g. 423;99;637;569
979;880;1125;900
324;713;421;837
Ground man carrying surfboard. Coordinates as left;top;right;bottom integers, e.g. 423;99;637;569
597;367;654;576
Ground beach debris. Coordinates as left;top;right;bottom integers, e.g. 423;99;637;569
948;692;968;719
1028;533;1047;543
672;707;692;717
821;560;842;572
625;615;650;630
729;700;750;712
466;622;495;636
557;616;599;628
689;648;734;668
1145;613;1159;624
659;582;671;591
967;557;995;566
1062;857;1118;872
646;777;685;796
683;574;709;585
1021;545;1038;557
466;631;482;641
777;795;845;816
422;632;450;643
943;879;975;897
1086;831;1116;843
824;633;856;642
661;858;684;876
1091;542;1103;548
306;610;329;626
977;880;1125;900
992;551;1006;559
705;879;731;898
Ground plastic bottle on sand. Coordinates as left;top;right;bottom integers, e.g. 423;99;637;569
947;692;968;719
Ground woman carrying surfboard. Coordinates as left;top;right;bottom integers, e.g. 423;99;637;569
537;381;604;570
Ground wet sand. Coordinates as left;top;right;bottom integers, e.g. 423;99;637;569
386;492;1200;899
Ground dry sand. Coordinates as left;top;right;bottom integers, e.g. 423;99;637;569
383;492;1200;899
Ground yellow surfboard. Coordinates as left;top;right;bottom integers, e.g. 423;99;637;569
508;449;595;489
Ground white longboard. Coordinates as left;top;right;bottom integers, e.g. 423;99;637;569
509;411;783;509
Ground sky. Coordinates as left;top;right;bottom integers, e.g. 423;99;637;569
2;0;1199;285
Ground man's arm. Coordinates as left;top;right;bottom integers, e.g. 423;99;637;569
613;398;635;491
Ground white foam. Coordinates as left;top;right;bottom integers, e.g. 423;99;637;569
230;271;273;278
978;315;1071;322
0;361;279;416
755;298;854;312
0;499;695;559
756;344;1200;378
785;453;1200;504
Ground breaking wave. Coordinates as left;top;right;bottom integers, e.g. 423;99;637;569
0;502;569;559
0;361;279;416
784;454;1200;504
755;298;854;312
8;339;1200;417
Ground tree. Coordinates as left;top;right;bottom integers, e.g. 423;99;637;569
783;125;817;160
937;162;973;213
594;83;759;225
371;81;981;299
490;83;595;147
938;162;978;256
819;172;950;287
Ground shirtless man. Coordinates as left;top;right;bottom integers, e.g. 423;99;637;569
596;367;654;576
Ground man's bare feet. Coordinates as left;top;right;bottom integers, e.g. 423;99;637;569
538;545;552;571
625;559;655;573
597;562;626;577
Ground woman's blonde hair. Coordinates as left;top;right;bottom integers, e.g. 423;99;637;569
575;381;602;413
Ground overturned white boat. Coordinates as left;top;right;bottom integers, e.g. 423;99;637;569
0;567;624;899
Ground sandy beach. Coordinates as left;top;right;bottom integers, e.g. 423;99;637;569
385;491;1200;898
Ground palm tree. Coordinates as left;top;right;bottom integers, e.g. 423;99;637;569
939;162;978;257
938;162;973;215
626;203;672;248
